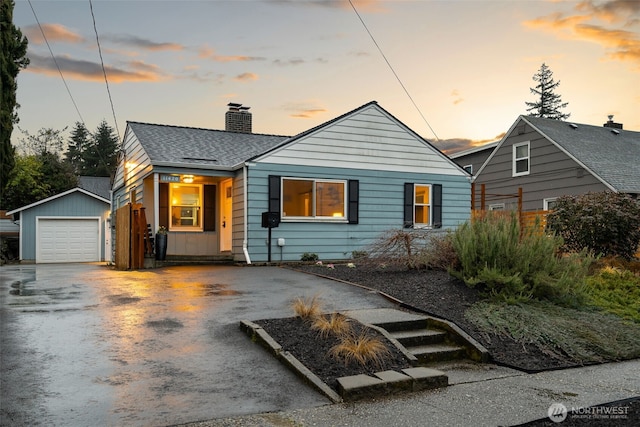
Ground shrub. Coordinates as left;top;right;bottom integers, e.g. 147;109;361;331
546;192;640;260
363;228;455;270
311;313;352;338
329;330;391;368
300;252;319;262
291;295;323;320
451;211;593;304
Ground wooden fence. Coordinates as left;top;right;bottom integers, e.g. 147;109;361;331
115;203;153;270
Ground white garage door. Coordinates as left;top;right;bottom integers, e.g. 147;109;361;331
37;218;100;263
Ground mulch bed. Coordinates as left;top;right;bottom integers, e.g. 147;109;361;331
254;264;639;423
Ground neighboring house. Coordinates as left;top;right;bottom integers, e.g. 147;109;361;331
473;115;640;211
0;210;20;260
449;141;498;175
6;177;112;263
111;101;471;263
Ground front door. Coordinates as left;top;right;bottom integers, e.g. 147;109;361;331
220;179;233;252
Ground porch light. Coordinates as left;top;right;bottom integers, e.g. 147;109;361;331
182;175;194;183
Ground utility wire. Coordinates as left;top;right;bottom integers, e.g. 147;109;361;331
348;0;439;141
89;0;121;141
27;0;85;125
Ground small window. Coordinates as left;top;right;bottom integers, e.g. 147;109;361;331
513;142;530;176
463;164;473;174
489;203;505;211
170;184;202;230
282;178;346;220
414;184;432;227
544;198;558;211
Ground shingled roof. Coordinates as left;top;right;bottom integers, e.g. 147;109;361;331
522;116;640;193
127;122;290;169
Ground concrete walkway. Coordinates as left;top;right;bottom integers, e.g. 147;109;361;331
179;359;640;426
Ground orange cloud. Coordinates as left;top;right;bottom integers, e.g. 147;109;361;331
282;102;327;119
25;52;167;83
22;23;84;45
524;2;640;68
451;89;464;105
198;45;264;62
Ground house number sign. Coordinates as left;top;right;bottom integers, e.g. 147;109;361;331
160;175;180;183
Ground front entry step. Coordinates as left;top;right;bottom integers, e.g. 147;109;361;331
345;308;489;366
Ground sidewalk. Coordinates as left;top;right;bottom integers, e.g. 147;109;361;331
179;358;640;427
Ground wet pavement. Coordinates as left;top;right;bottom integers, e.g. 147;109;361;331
0;263;397;427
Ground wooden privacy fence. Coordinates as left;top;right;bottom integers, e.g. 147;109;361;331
115;203;153;270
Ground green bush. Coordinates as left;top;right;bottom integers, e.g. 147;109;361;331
546;192;640;260
451;211;593;304
300;252;319;262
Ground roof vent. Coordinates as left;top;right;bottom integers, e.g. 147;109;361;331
611;129;620;135
569;123;578;130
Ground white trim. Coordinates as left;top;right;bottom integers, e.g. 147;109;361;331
512;141;530;177
543;197;558;210
449;141;498;158
35;216;101;263
6;188;110;215
280;177;348;221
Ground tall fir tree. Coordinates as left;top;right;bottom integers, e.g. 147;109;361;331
1;0;29;208
65;121;90;174
525;63;570;120
83;120;119;177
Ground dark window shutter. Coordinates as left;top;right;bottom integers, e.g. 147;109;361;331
204;185;216;231
159;183;169;228
268;175;281;213
433;184;442;229
403;183;414;228
348;180;359;224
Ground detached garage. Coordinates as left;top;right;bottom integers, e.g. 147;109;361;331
7;179;111;264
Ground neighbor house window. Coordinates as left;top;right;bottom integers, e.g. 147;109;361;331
513;142;530;176
544;198;558;211
281;178;346;220
170;184;202;230
463;164;473;174
489;203;505;211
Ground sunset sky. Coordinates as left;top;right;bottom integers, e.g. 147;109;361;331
12;0;640;154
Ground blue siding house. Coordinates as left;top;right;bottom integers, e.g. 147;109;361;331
112;101;470;263
6;177;112;263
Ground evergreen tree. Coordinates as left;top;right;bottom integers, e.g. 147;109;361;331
1;0;29;208
65;121;90;174
525;63;570;120
83;120;119;177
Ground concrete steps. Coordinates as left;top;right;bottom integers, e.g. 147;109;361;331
345;308;489;367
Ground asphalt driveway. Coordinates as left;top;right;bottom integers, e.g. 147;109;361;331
0;263;396;427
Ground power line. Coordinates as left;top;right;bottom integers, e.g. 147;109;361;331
348;0;439;141
89;0;121;141
27;0;85;125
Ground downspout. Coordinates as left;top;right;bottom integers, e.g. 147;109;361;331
153;173;159;231
242;163;252;264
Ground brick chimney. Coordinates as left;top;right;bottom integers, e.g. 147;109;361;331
603;115;623;130
225;103;252;133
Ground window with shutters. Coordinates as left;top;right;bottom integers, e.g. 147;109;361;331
281;178;346;220
404;183;442;229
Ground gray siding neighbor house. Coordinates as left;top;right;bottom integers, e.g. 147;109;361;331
111;101;471;263
473;115;640;211
450;141;498;175
6;177;112;263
